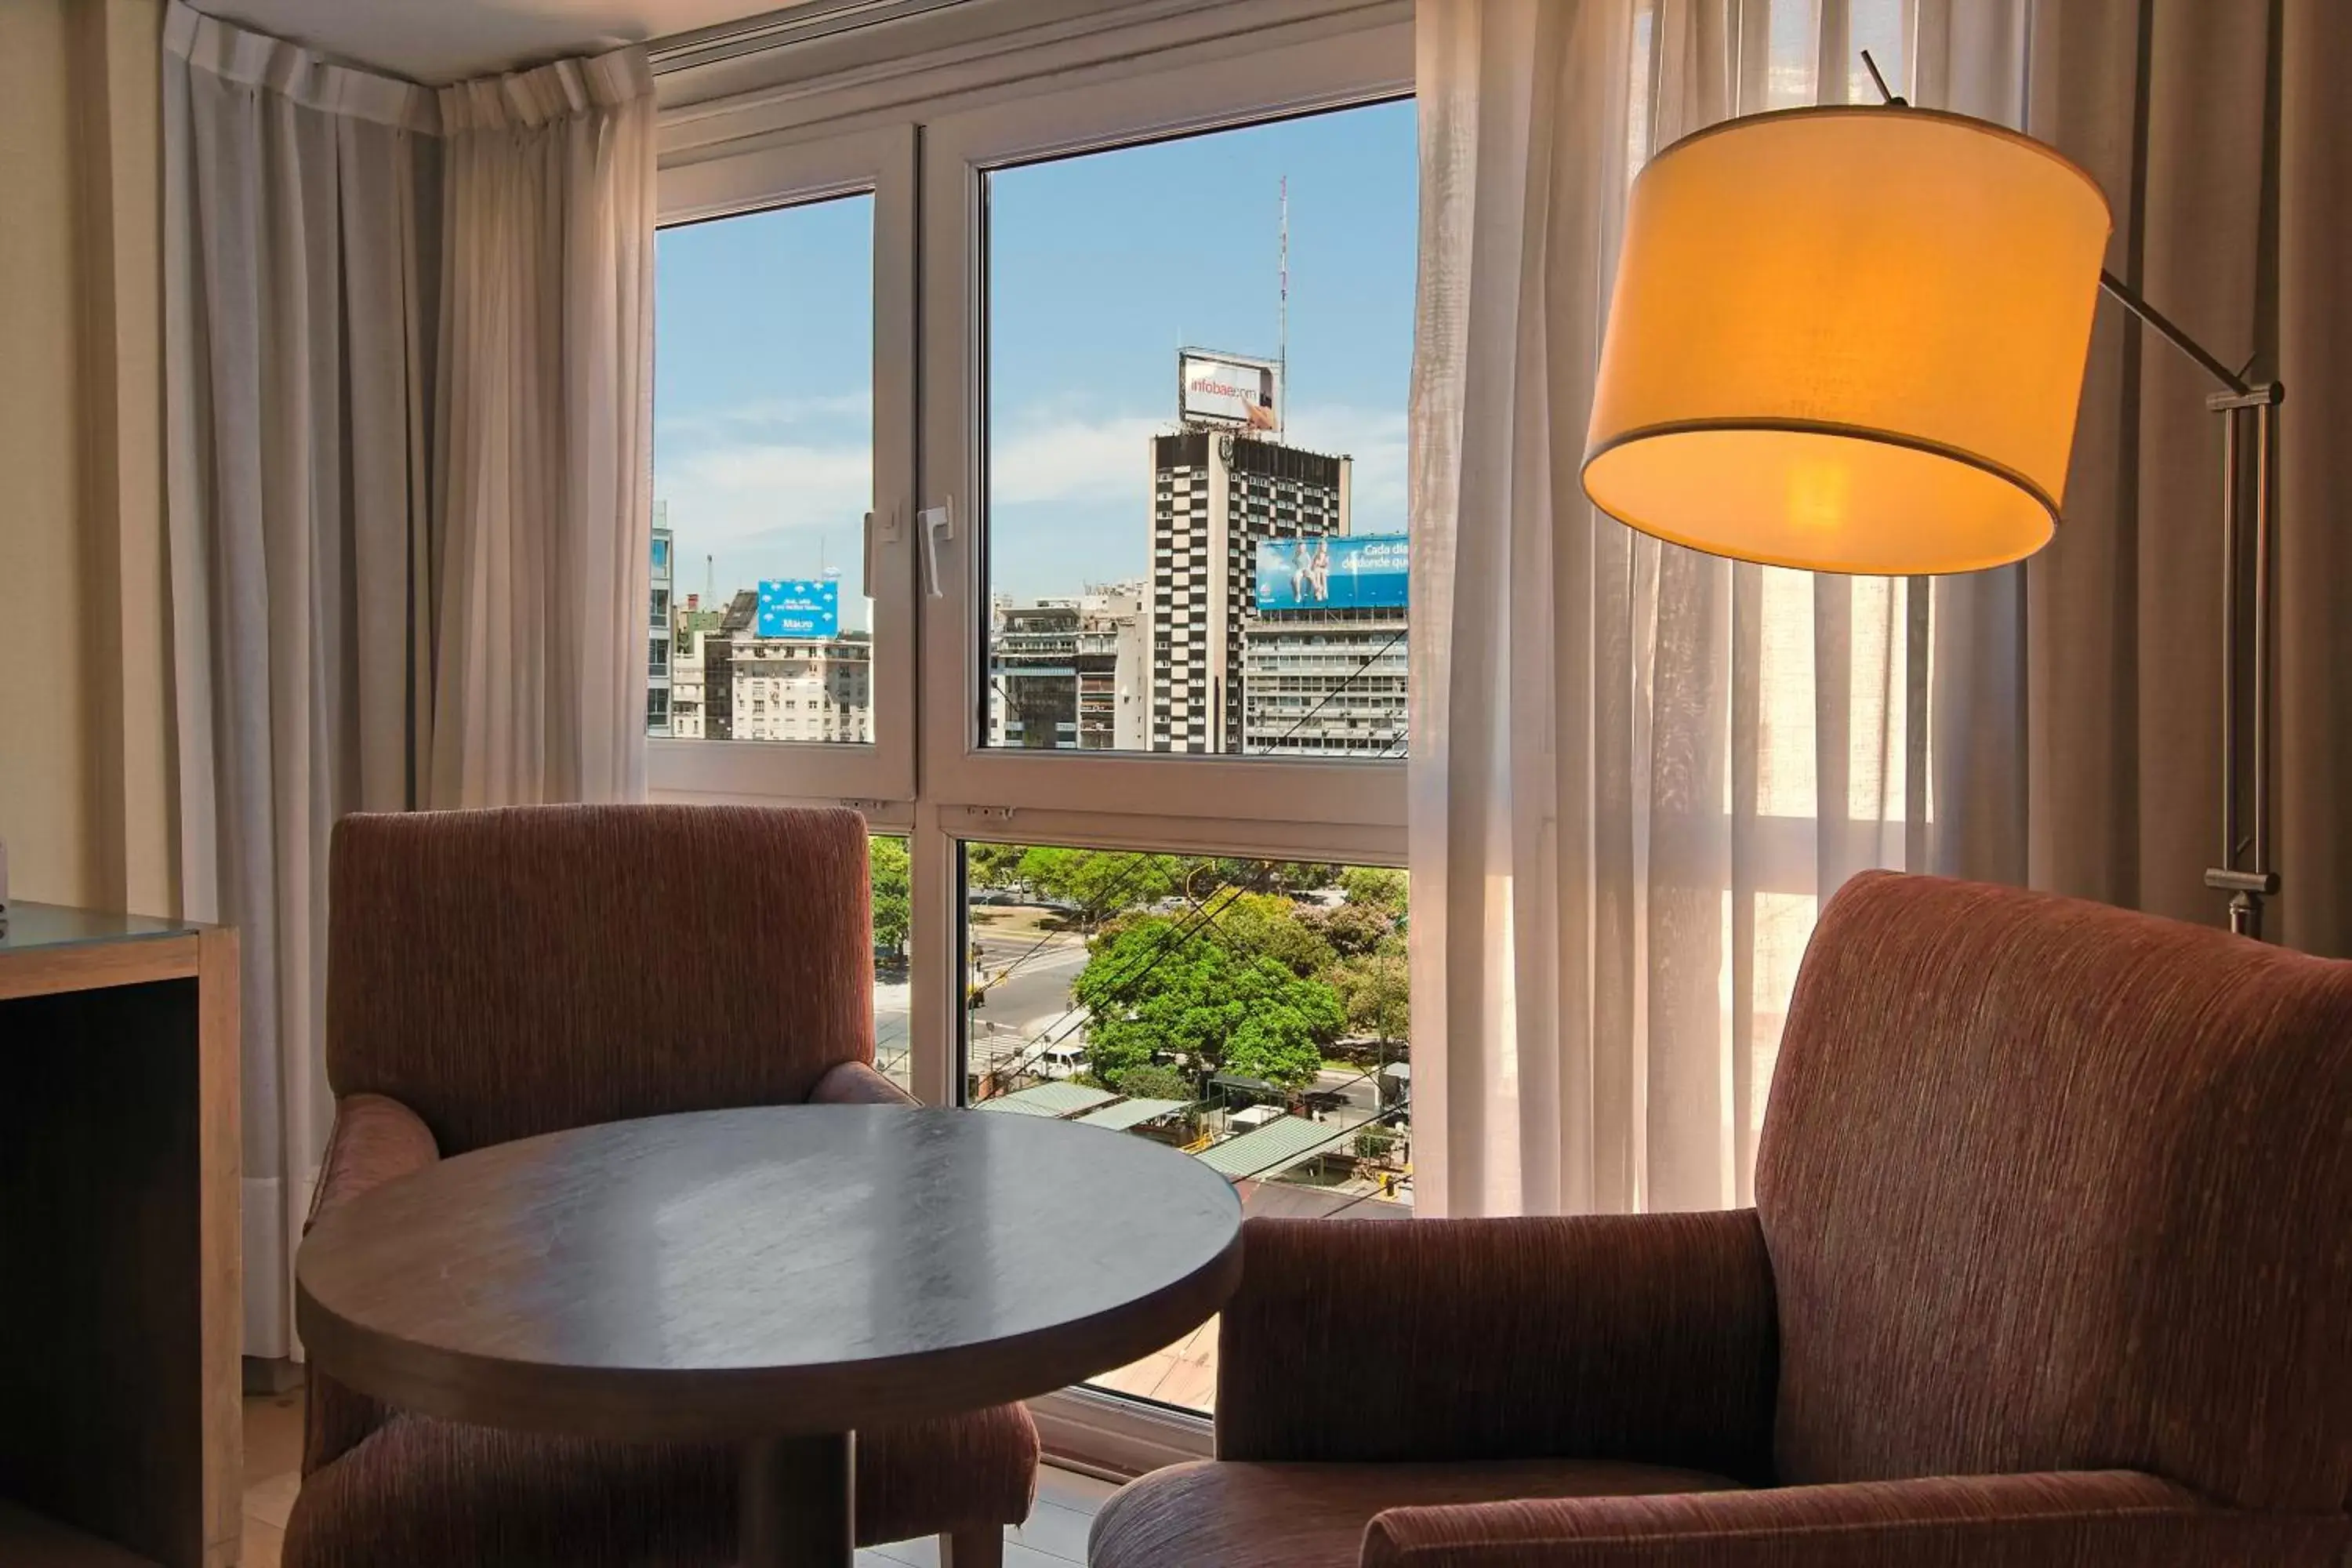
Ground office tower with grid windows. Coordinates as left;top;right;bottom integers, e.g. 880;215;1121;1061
1148;430;1349;753
648;513;674;736
1242;532;1408;757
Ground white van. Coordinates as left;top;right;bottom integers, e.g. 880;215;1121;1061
1037;1044;1089;1080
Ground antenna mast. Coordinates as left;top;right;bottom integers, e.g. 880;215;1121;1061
1277;175;1289;426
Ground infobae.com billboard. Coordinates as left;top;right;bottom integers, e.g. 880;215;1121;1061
1255;533;1408;613
1178;350;1281;434
755;576;841;639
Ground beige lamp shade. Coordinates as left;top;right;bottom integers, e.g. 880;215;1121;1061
1582;107;2112;575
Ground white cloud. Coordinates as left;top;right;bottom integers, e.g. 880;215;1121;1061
989;410;1164;505
659;439;873;557
652;396;1411;599
655;390;871;441
1285;404;1408;532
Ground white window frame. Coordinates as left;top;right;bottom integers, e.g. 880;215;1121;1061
916;27;1413;832
648;124;920;810
649;4;1413;1468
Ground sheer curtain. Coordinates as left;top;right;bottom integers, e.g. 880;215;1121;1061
430;56;656;807
164;3;655;1356
1408;0;2032;1219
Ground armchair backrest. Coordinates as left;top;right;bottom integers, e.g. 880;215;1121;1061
1755;871;2352;1512
327;804;873;1156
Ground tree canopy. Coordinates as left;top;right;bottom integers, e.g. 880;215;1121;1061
1340;866;1409;913
1109;1062;1196;1102
1073;915;1342;1091
1333;940;1409;1044
869;836;910;958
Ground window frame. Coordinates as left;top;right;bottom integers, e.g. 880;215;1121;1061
649;7;1414;1458
915;27;1414;831
647;124;920;808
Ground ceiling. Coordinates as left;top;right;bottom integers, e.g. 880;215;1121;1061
198;0;789;84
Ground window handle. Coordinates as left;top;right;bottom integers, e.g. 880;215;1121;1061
919;500;955;599
862;506;902;601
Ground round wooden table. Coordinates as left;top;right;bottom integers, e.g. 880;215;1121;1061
295;1104;1245;1567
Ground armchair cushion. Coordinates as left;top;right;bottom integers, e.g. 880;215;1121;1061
303;1094;440;1476
285;1401;1040;1566
1089;1457;1743;1568
328;806;877;1155
1359;1469;2352;1567
1757;872;2352;1508
1217;1211;1775;1476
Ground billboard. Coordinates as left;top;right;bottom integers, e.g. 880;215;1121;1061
1254;533;1408;613
1178;350;1281;434
755;575;842;639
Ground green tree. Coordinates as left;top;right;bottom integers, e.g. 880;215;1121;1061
1017;847;1181;927
869;836;910;959
1333;939;1410;1044
1212;891;1336;978
965;841;1028;889
1073;916;1342;1090
1305;899;1393;958
1341;866;1409;913
1111;1062;1196;1102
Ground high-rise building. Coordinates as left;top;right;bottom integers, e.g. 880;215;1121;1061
648;512;673;736
1148;430;1350;753
670;627;707;739
985;581;1148;750
1081;581;1147;751
705;589;758;739
989;600;1083;750
728;635;873;742
1242;532;1409;757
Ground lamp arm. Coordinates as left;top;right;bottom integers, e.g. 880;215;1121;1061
2096;270;2257;399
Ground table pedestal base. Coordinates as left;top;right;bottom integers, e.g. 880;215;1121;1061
740;1432;854;1568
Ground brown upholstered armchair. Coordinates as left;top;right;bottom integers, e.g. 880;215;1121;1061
285;804;1038;1568
1091;871;2352;1566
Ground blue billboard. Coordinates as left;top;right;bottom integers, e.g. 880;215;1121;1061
1254;533;1408;613
755;576;842;638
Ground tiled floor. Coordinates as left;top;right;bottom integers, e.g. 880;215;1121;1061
242;1389;1115;1567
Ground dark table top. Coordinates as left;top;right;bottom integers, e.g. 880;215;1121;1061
295;1104;1245;1442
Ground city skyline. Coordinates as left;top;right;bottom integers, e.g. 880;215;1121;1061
652;99;1416;613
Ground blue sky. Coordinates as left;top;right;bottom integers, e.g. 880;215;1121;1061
653;98;1417;622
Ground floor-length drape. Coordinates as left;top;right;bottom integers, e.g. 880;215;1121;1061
2025;0;2352;956
1409;0;2034;1219
163;3;440;1358
430;55;655;808
165;3;655;1356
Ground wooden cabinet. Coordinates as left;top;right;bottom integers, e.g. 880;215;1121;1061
0;903;241;1567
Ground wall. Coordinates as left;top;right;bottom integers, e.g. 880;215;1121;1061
0;0;175;916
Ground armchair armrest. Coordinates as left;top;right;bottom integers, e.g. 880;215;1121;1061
301;1093;439;1475
809;1058;919;1106
1217;1212;1774;1477
1361;1470;2350;1566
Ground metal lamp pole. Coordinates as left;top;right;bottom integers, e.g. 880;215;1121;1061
1859;53;2282;941
2093;273;2283;941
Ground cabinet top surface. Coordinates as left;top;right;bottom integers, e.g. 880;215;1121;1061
1;900;201;957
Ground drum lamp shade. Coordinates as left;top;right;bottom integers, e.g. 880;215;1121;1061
1582;107;2113;575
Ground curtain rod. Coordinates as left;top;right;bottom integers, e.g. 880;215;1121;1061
645;0;971;75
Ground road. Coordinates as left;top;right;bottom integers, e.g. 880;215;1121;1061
873;925;1091;1083
968;929;1089;1073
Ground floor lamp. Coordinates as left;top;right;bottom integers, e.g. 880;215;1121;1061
1581;64;2281;939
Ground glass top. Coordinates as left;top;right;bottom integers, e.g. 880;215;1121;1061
1;900;201;955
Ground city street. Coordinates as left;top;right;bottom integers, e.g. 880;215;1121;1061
873;916;1091;1084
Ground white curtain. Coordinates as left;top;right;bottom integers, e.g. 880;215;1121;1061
163;2;655;1356
430;57;656;807
1407;0;2033;1219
